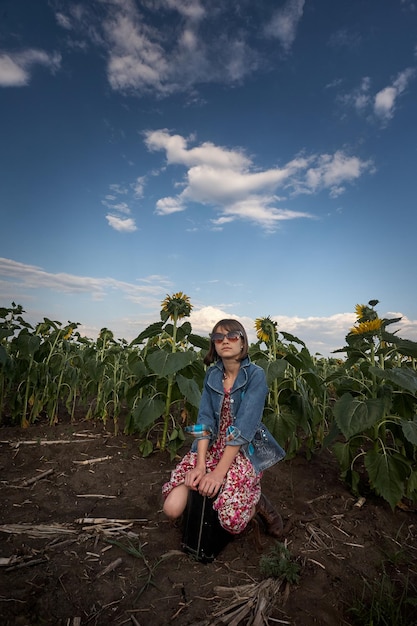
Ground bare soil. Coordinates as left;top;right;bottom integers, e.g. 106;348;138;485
1;415;417;626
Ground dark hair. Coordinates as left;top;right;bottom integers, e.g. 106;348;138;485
204;318;249;365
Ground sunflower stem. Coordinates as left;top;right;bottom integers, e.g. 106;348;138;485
161;312;178;451
270;329;280;417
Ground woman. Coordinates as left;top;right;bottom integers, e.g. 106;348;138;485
162;319;285;536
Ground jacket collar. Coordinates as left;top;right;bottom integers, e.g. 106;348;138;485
208;356;251;392
213;355;251;374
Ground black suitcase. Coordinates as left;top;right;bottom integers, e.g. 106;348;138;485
181;490;232;563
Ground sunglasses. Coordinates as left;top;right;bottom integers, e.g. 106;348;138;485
211;331;243;343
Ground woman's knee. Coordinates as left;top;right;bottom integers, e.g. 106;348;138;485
163;485;189;519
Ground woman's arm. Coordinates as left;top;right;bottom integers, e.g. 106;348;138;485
198;445;241;497
231;366;268;443
184;437;209;490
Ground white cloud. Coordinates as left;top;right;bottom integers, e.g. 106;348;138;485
103;184;138;232
337;76;372;114
54;1;261;96
386;312;417;341
302;151;375;197
191;308;417;357
0;49;61;87
105;214;137;232
133;176;146;198
112;202;130;214
155;196;185;215
339;68;415;125
0;257;166;302
109;183;128;194
144;130;374;230
55;12;72;30
0;55;27;86
164;0;206;20
189;306;239;334
271;312;356;355
264;0;305;53
374;68;416;122
210;197;312;233
145;129;250;169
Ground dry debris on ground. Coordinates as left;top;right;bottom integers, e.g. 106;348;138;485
1;418;417;625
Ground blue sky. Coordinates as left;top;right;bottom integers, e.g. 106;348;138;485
1;0;416;356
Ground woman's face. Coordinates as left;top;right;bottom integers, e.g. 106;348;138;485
213;326;244;361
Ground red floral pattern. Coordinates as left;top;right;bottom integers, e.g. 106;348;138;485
162;390;262;534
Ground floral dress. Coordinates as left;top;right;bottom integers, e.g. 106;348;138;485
162;389;262;534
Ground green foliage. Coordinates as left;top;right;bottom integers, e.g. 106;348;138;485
348;567;417;625
328;300;417;509
0;301;206;453
1;296;417;512
259;541;300;584
334;393;386;438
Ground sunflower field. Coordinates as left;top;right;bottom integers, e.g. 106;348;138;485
1;296;417;511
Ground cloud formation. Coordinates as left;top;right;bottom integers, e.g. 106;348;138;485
0;257;168;303
373;68;416;122
0;49;61;87
2;257;416;356
338;67;416;125
52;0;305;96
264;0;305;52
144;129;374;230
102;184;138;232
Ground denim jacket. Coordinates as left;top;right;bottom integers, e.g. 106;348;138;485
189;357;285;474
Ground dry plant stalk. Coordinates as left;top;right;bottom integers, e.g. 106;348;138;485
73;456;112;465
354;496;366;508
0;555;20;567
96;557;123;578
0;519;143;540
305;523;333;551
0;523;77;538
210;578;285;625
20;468;54;486
76;517;146;524
76;494;117;499
9;439;98;448
5;557;48;571
85;523;135;535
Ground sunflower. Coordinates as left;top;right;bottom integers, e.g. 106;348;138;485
161;292;193;321
63;328;73;340
349;318;383;335
99;328;114;341
355;304;367;320
255;316;278;344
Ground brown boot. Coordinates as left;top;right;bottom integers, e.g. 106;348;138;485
256;493;283;538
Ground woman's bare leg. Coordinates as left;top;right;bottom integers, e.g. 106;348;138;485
163;484;189;520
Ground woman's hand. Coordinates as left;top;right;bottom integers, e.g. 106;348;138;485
198;471;224;497
184;467;205;490
197;446;240;497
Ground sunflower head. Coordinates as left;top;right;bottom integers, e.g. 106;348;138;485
161;292;193;321
349;318;383;336
354;303;378;324
354;304;367;320
98;327;114;343
63;322;78;341
255;316;278;344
